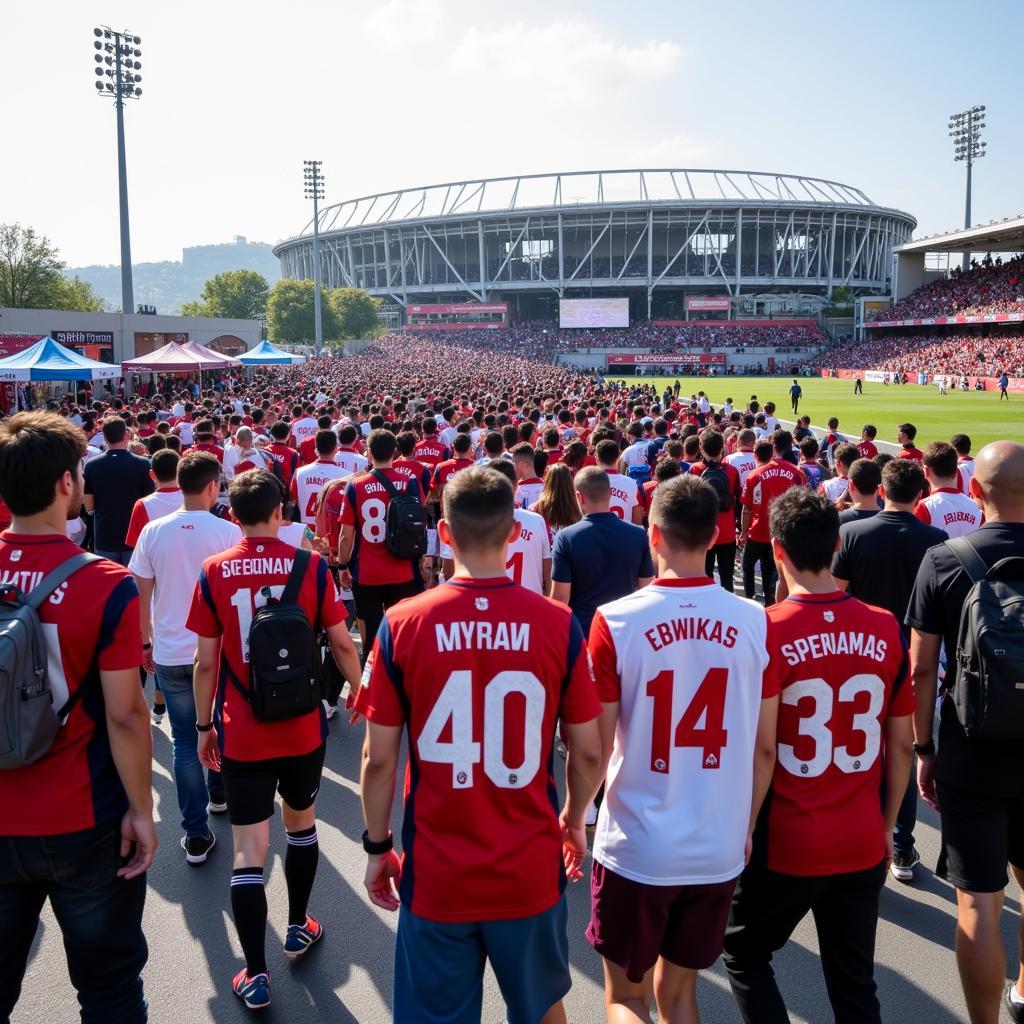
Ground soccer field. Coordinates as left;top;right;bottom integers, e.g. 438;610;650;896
625;376;1023;450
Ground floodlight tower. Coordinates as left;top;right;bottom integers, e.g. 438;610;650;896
948;105;986;272
304;161;326;355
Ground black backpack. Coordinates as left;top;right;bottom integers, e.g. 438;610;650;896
372;470;428;560
947;537;1024;741
0;553;100;770
701;461;733;513
226;548;322;722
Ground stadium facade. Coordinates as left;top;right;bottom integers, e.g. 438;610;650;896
274;169;916;323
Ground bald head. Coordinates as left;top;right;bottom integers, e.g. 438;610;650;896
973;441;1024;514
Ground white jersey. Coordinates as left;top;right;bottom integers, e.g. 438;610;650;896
505;508;552;595
915;487;981;538
606;473;640;522
335;449;368;477
725;450;757;489
620;441;649;471
819;475;849;503
289;416;319;448
957;456;976;496
514;478;544;511
589;579;770;885
278;521;311;548
223;445;270;481
291;460;349;525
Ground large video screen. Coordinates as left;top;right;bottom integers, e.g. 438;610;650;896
559;297;630;329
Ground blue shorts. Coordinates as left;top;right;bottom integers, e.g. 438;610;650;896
393;897;571;1024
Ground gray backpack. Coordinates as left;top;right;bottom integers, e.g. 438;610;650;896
947;537;1024;741
0;553;101;770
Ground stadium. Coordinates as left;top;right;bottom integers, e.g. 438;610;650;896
273;168;916;326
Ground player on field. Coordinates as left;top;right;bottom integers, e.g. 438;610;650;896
188;469;362;1010
587;474;778;1023
722;489;914;1024
355;467;604;1024
914;442;982;538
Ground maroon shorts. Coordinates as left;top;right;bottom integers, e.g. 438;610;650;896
586;860;736;982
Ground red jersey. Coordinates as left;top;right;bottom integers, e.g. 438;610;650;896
898;445;923;462
431;457;475;502
762;592;914;875
192;441;224;463
354;576;601;922
186;538;345;761
393;456;432;497
741;459;805;544
855;441;878;460
0;534;142;835
691;460;742;547
265;442;299;489
340;468;423;585
298;435;320;467
414;438;449;468
541;448;563;468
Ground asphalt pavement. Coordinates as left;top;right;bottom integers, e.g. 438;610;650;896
13;667;1022;1024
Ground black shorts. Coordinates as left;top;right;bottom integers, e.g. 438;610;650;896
936;777;1024;893
221;744;327;826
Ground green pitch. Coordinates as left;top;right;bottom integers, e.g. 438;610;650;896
620;376;1022;450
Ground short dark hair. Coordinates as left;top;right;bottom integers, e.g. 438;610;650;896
229;469;285;525
699;428;724;460
923;441;958;479
511;442;535;464
0;412;86;516
898;422;917;442
367;428;397;463
848;457;881;496
270;420;290;441
654;457;681;482
483;431;504;457
453;433;472;455
151;449;180;484
951;433;971;455
485;459;516;485
861;424;877;440
882;458;925;504
444;467;514;552
651;475;719;551
770;488;839;573
834;443;859;471
754;440;773;464
595;439;620;467
102;417;127;445
177;451;222;495
315;429;338;456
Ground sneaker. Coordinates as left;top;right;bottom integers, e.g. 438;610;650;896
889;848;920;883
151;705;165;726
322;699;336;721
181;832;216;865
207;798;228;815
283;914;324;960
232;969;271;1010
1006;984;1024;1024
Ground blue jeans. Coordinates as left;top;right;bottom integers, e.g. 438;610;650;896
155;663;223;838
95;549;132;567
0;821;148;1023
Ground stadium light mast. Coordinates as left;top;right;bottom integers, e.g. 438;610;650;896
303;161;326;356
948;105;986;273
93;26;143;314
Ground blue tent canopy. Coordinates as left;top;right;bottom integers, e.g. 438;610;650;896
0;337;121;382
237;340;306;365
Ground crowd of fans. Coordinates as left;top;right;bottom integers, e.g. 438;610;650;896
868;254;1024;321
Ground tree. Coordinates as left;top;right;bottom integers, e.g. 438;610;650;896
180;269;270;321
0;223;64;308
329;287;381;340
267;278;340;344
47;276;106;313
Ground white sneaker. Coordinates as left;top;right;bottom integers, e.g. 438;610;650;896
322;699;337;721
207;799;227;815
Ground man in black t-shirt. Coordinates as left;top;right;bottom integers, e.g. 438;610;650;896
906;440;1024;1024
832;458;946;882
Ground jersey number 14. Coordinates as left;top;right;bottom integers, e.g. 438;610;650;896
646;667;729;772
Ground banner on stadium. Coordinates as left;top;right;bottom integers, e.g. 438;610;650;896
685;297;731;312
405;303;508;315
0;334;42;358
820;368;1024;393
651;318;817;329
402;322;505;331
52;330;115;346
607;353;727;365
864;371;888;382
865;311;1024;329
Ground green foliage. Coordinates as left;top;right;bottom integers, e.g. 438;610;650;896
180;269;270;321
328;287;381;340
267;278;341;344
47;275;106;312
0;223;65;308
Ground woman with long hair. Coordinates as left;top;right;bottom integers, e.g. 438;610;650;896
531;463;581;540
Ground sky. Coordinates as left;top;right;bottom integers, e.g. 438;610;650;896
5;0;1023;268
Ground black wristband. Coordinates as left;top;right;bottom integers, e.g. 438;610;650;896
362;829;393;855
913;739;935;756
196;721;214;733
337;561;350;571
142;643;152;650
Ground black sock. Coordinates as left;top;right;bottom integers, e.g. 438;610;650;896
285;826;319;927
230;867;267;976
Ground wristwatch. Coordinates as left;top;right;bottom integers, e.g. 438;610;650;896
196;721;214;733
362;830;394;855
912;739;935;756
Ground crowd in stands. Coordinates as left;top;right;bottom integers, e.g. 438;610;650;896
868;253;1024;321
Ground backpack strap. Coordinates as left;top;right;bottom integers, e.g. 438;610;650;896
946;536;990;585
281;547;311;606
25;552;101;610
371;468;399;500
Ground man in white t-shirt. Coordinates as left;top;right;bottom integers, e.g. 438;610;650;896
128;450;242;865
290;430;350;526
725;429;758;489
289;407;319;449
596;439;642;524
915;441;982;539
511;443;544;510
586;474;778;1022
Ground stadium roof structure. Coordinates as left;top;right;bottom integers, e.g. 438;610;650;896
895;215;1024;255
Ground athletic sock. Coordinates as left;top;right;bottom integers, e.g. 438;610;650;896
285;826;320;927
230;867;268;976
